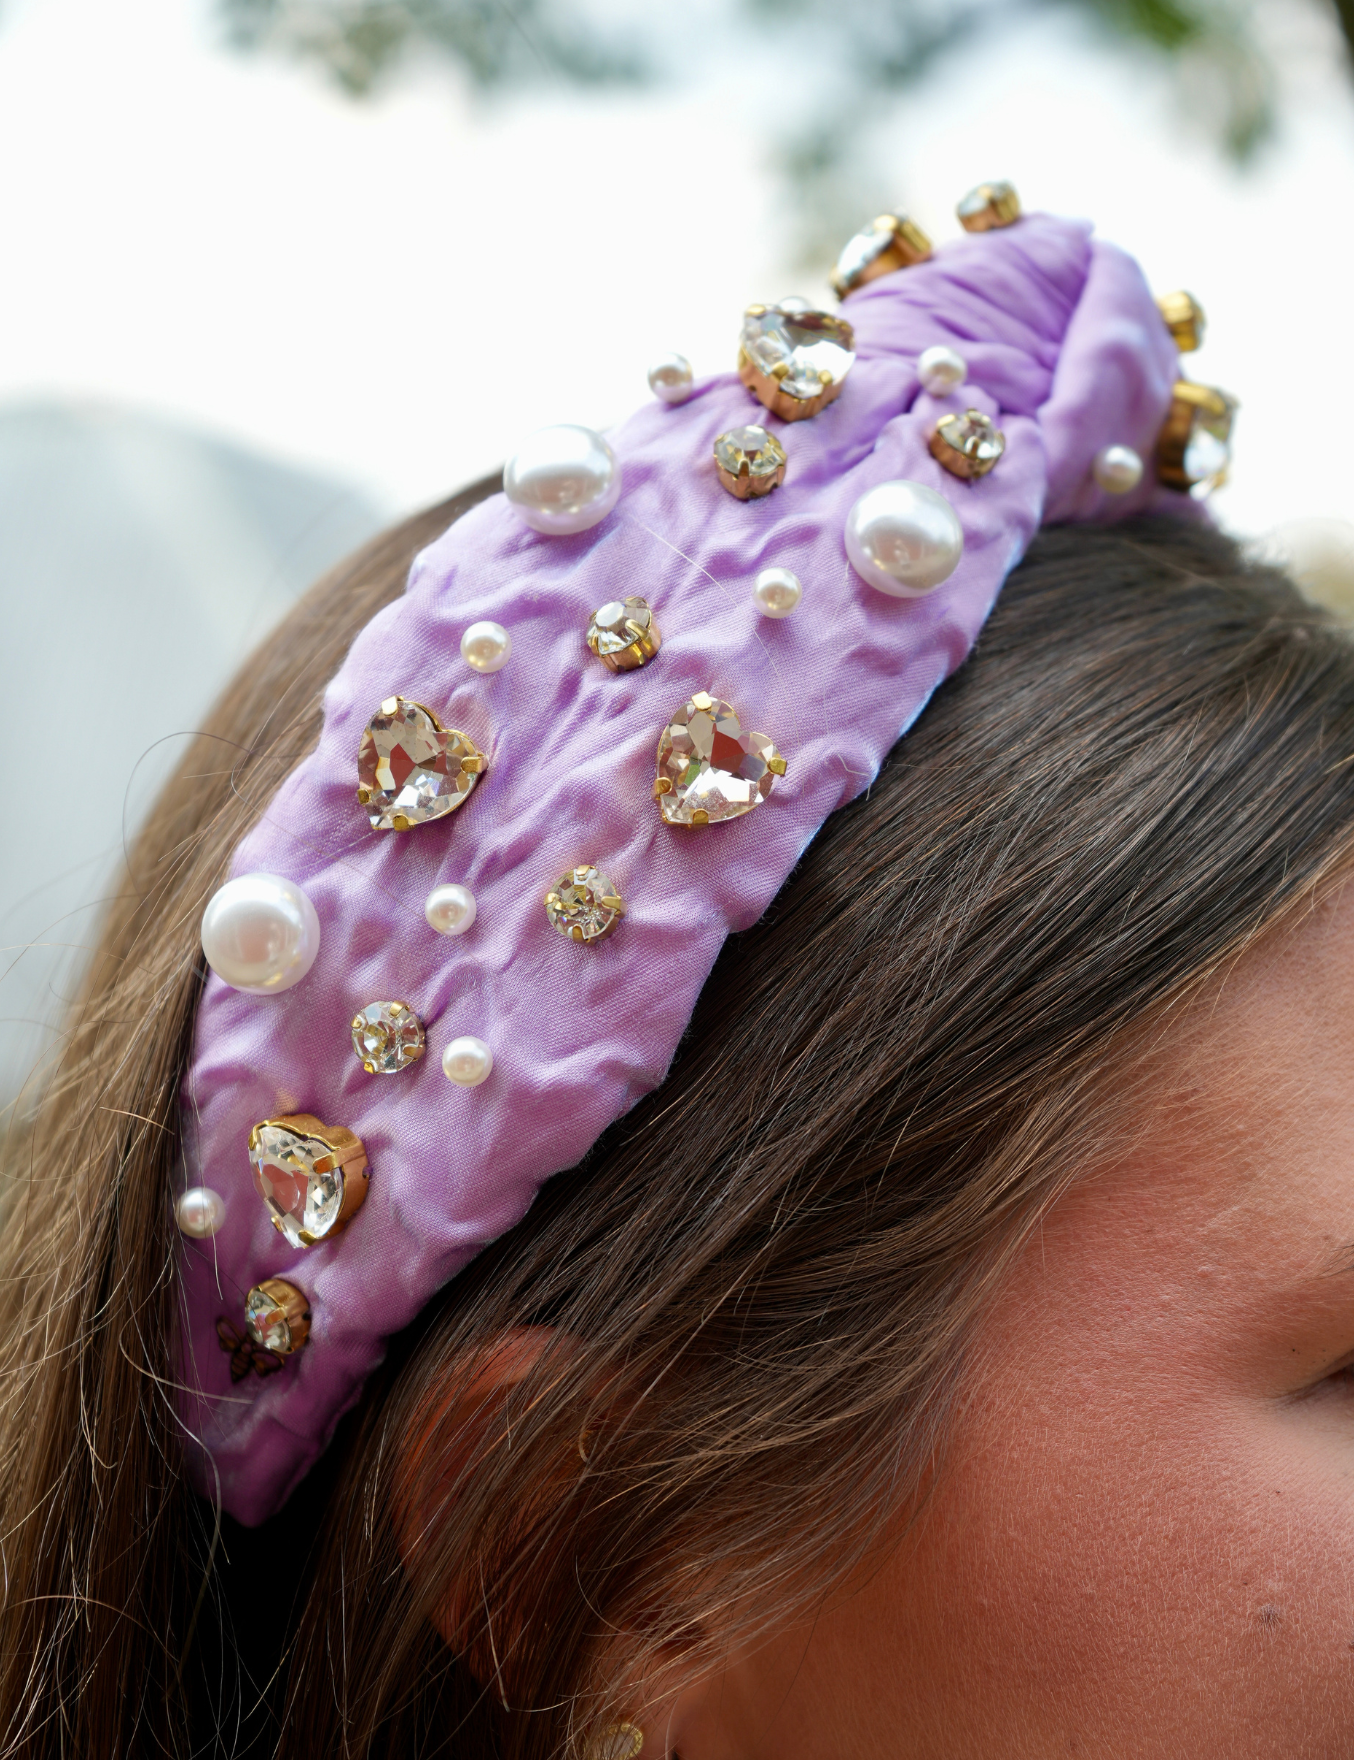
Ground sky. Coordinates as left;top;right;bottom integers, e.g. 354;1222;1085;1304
0;0;1352;537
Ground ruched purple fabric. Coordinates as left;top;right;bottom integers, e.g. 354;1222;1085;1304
181;214;1183;1522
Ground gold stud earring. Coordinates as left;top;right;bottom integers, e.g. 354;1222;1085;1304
585;1725;644;1760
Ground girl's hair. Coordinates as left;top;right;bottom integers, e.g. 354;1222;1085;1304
1;492;1352;1759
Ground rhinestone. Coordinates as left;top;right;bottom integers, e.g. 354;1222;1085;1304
1157;290;1205;354
1156;380;1236;496
714;425;788;500
831;212;932;298
351;1000;425;1074
957;181;1021;232
586;596;661;671
654;692;785;826
357;696;485;832
545;865;625;943
929;409;1006;479
248;1115;368;1248
244;1279;310;1355
738;304;855;421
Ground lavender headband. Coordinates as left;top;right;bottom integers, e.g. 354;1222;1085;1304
179;189;1231;1524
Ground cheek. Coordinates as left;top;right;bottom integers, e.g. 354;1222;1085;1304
872;1291;1354;1753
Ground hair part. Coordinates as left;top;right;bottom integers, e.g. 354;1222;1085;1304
0;507;1351;1758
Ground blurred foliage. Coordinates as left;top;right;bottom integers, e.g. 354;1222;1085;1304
217;0;1347;257
219;0;642;94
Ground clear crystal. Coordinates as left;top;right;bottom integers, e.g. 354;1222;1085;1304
714;425;786;482
351;1000;424;1074
545;865;624;943
957;180;1020;230
933;409;1005;474
588;596;653;656
1184;427;1229;488
357;695;483;831
655;692;783;825
740;305;855;402
250;1121;346;1248
832;222;892;293
245;1285;293;1354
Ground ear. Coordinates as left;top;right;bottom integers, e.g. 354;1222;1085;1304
391;1326;578;1670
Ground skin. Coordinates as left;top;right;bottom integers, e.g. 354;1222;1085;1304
652;882;1354;1758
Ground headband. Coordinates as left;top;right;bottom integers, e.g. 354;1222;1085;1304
178;189;1230;1523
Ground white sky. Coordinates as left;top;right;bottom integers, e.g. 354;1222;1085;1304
0;0;1352;534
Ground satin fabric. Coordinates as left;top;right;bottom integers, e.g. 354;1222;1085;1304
180;214;1182;1523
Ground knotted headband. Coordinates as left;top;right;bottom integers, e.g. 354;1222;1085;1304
179;198;1220;1523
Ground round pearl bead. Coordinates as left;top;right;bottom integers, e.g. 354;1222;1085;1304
200;872;320;994
1093;444;1144;495
176;1186;225;1239
503;425;621;535
425;883;477;936
442;1035;493;1087
917;345;967;396
845;481;964;597
752;566;803;619
460;620;512;673
648;353;694;404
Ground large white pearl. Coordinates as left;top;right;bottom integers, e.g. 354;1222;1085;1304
917;345;967;396
752;566;803;619
176;1186;226;1239
201;873;320;993
1093;444;1144;495
461;620;512;673
648;353;694;404
442;1035;493;1087
845;481;964;597
425;883;477;936
503;425;620;535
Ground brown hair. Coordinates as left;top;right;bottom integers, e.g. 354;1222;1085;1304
0;498;1352;1759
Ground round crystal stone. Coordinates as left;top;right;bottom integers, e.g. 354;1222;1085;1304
586;595;660;670
245;1285;294;1354
249;1121;346;1248
545;865;625;943
356;695;483;832
714;426;786;483
930;409;1006;478
351;1000;425;1074
740;305;855;403
655;692;784;826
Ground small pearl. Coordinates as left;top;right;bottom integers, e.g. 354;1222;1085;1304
442;1035;493;1087
845;480;964;597
752;567;803;619
1092;444;1144;495
201;873;320;994
176;1186;225;1239
460;620;512;673
503;424;620;535
917;345;967;396
425;883;477;936
648;353;694;404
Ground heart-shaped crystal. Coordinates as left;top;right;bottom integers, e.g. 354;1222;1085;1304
738;303;855;420
249;1115;368;1248
357;696;485;831
654;692;785;826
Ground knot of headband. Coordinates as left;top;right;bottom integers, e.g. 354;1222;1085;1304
178;190;1232;1524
